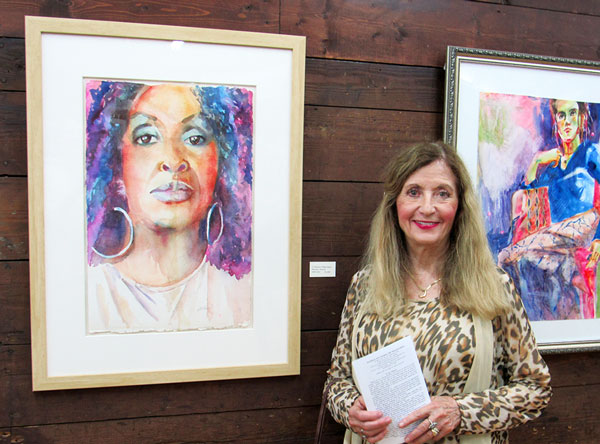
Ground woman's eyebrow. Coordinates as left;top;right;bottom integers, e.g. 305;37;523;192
181;114;212;134
129;113;157;127
181;113;209;126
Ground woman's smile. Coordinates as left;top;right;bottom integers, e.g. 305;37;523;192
413;220;440;229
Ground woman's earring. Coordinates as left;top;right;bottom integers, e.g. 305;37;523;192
206;202;224;245
92;207;134;259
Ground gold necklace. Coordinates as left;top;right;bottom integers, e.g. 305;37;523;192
412;277;441;299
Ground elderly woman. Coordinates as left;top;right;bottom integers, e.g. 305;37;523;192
325;142;551;443
85;81;253;333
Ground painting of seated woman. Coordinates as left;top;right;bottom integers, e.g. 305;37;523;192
85;80;253;333
479;93;600;321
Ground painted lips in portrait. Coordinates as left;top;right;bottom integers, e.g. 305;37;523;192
151;180;194;203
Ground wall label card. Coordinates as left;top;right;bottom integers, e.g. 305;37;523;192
309;261;336;278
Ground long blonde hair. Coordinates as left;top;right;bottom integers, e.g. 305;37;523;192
362;141;511;319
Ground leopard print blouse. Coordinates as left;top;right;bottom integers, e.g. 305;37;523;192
325;269;552;443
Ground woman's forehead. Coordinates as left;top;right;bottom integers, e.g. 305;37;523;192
130;84;201;123
554;99;578;112
403;160;457;187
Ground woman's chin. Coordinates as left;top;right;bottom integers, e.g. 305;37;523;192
137;215;201;232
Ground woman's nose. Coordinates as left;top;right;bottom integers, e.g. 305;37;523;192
420;196;435;214
159;139;189;173
159;159;189;173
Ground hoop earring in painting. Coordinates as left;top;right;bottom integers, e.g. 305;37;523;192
92;207;134;259
206;202;224;245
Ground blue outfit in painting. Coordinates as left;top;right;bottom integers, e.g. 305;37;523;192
526;141;600;228
499;141;600;321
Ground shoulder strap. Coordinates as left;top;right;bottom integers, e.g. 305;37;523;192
314;380;334;444
460;314;493;444
464;314;493;393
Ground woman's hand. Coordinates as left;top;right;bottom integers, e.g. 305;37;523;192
398;396;461;443
524;149;560;185
587;239;600;268
348;396;392;443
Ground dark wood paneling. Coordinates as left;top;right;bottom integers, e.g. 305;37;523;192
0;366;329;427
0;405;321;444
509;383;600;443
305;58;443;112
301;256;360;330
0;91;26;175
0;0;279;38
0;380;598;443
0;261;29;345
282;0;600;66
303;182;382;257
0;178;28;260
304;105;442;181
0;38;24;91
474;0;600;16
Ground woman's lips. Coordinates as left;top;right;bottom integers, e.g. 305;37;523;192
150;181;193;203
413;220;439;229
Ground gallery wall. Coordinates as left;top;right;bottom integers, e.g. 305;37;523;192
1;0;599;442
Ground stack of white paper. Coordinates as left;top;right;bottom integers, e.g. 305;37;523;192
352;336;431;444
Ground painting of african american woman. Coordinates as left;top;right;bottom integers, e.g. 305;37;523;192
445;46;600;352
85;80;253;334
26;16;305;390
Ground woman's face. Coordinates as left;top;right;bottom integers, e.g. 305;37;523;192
554;99;581;144
395;160;459;253
121;84;218;231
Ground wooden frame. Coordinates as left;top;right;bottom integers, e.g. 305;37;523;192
26;16;305;390
444;45;600;353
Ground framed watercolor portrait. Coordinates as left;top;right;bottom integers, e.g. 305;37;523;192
444;46;600;352
26;16;305;390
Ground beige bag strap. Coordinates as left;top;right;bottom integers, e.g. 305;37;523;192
460;314;493;444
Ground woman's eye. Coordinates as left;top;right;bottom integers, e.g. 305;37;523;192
134;134;157;146
131;123;160;146
183;127;209;147
438;190;450;198
186;134;206;146
407;188;419;197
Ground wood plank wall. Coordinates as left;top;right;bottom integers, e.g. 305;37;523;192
1;0;599;442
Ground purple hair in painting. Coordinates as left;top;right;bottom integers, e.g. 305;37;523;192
85;80;253;278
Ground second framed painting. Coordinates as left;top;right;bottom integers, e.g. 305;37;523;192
445;45;600;352
26;16;305;390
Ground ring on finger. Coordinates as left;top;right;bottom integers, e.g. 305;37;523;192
359;428;367;439
430;426;440;437
427;418;438;430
